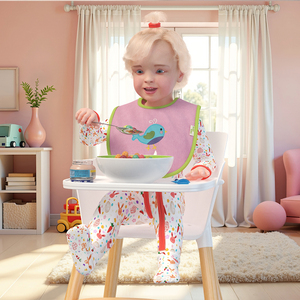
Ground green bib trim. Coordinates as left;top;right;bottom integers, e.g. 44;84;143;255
163;104;200;178
137;97;179;109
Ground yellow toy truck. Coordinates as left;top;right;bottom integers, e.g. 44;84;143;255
56;197;82;233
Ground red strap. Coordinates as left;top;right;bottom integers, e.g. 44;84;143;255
143;192;153;219
93;110;100;122
190;164;212;180
143;191;166;251
156;192;166;251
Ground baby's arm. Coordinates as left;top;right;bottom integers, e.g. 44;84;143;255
185;119;217;181
75;108;108;146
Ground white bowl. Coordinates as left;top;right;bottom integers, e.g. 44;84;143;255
96;155;174;183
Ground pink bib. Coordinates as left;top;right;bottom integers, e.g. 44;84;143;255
107;98;200;177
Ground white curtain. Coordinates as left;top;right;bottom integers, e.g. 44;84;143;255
73;5;141;160
214;5;275;227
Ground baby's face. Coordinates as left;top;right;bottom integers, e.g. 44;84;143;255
131;40;183;107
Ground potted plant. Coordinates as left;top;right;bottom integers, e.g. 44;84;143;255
21;78;55;108
21;78;56;147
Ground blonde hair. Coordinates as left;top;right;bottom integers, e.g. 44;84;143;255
123;12;191;90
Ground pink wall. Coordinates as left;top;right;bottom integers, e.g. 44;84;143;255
268;2;300;201
0;1;77;213
0;1;299;214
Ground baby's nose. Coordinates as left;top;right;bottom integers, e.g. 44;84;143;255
144;72;154;83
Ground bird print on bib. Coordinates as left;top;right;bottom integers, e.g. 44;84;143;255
132;119;165;150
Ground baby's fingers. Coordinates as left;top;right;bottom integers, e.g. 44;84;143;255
185;168;209;181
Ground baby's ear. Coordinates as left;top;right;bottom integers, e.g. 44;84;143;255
177;71;184;83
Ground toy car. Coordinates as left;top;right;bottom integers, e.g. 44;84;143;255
56;197;82;233
0;124;26;147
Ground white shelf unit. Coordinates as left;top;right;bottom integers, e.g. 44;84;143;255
0;147;52;234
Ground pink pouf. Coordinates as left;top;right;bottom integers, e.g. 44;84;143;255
253;201;286;231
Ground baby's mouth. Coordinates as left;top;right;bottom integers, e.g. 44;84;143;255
144;87;157;93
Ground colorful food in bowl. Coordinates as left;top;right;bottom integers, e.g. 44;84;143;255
114;151;145;159
96;154;173;183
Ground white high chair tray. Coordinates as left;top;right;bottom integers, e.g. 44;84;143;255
63;175;220;192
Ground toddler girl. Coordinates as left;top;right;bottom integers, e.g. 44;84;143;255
67;12;216;284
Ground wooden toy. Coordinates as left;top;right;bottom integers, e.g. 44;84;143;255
56;197;82;233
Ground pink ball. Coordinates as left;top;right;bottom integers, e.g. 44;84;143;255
253;201;286;231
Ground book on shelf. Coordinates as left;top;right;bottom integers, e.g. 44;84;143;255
5;185;36;190
7;173;35;177
7;181;36;186
6;177;36;182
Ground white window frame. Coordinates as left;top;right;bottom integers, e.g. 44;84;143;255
176;27;218;131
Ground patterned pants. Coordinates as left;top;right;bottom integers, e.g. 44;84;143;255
67;190;185;283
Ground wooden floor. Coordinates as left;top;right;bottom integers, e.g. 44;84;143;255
1;225;300;300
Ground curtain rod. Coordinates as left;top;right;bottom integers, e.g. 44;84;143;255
64;2;280;12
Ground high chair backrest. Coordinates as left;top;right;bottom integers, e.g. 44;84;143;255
182;131;227;230
203;131;227;179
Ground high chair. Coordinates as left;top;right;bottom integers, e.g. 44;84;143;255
63;131;227;300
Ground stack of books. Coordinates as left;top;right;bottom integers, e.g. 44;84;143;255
5;173;36;191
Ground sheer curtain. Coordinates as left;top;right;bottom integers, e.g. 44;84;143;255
213;5;275;227
73;5;141;160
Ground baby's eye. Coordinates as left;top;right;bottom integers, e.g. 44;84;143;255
136;70;143;74
156;69;165;74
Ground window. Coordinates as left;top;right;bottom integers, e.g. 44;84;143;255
175;28;218;131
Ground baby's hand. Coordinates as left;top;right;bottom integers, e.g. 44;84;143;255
185;167;210;181
75;108;98;126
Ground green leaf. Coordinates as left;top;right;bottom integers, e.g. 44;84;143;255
20;78;55;107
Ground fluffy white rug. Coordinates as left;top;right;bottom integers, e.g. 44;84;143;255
47;232;300;284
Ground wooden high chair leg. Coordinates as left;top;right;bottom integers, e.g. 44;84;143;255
199;247;223;300
64;264;85;300
104;238;124;297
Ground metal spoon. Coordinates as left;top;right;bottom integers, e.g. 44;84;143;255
92;122;143;135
